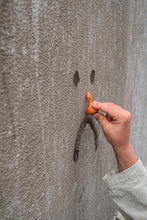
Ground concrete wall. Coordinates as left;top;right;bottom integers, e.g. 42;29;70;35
0;0;147;219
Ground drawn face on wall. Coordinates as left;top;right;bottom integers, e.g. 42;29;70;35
73;70;99;161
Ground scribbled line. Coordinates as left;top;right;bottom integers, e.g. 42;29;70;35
73;115;98;161
78;186;86;203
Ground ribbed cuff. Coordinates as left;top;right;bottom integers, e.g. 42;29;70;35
103;159;146;189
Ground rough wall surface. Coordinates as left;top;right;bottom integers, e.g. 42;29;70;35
0;0;147;220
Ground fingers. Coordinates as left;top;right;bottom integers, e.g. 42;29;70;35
93;112;109;128
92;101;132;152
92;101;124;118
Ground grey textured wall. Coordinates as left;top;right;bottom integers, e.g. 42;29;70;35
0;0;147;220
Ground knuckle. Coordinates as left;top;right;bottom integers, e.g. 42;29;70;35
109;103;115;107
110;102;115;106
123;111;131;121
127;111;132;119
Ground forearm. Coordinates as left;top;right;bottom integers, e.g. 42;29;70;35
113;143;138;172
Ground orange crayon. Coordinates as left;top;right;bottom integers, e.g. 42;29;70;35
86;92;98;115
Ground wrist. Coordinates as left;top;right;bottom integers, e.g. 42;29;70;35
112;143;138;172
112;142;132;153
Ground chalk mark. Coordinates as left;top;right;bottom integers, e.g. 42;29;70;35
73;70;80;87
78;186;86;203
90;69;95;84
73;115;99;161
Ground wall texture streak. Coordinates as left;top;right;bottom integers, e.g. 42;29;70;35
0;0;147;219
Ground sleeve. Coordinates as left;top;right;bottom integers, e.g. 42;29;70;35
103;159;147;220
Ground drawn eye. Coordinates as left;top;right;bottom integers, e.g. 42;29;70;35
73;71;80;87
90;69;95;84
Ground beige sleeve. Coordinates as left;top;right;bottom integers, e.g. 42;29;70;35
103;159;147;220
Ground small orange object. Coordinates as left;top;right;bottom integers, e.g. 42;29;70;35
86;92;98;115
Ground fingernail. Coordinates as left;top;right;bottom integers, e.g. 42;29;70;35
92;101;97;107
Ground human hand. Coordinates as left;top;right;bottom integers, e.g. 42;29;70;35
92;102;131;150
92;102;138;172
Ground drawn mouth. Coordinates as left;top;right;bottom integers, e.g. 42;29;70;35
73;115;99;161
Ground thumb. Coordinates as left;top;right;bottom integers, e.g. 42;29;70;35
93;113;109;129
